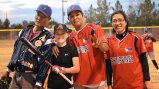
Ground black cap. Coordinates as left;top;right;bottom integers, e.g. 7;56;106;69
54;24;69;33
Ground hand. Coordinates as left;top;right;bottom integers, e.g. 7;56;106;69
147;33;152;37
91;29;102;48
52;46;59;58
144;81;153;89
52;65;64;74
107;85;112;89
92;36;102;49
1;71;10;81
34;85;41;89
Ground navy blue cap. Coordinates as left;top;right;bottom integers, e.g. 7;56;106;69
36;4;52;17
144;27;149;32
67;4;83;16
95;21;102;25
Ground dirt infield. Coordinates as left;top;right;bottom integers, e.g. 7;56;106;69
0;40;159;88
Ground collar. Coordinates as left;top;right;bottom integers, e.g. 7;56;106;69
116;31;127;40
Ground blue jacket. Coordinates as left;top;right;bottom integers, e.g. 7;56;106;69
7;25;52;84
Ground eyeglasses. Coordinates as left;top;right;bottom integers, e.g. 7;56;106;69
112;19;125;24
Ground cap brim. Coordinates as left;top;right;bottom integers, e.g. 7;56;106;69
35;10;49;17
68;10;82;16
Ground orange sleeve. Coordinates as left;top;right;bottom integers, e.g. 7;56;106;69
136;36;147;55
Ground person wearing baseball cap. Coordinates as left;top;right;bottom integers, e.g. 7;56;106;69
95;21;102;27
47;24;79;89
144;27;149;32
52;4;109;89
35;4;52;27
1;4;53;89
36;4;52;17
95;21;102;25
67;4;83;16
142;27;159;73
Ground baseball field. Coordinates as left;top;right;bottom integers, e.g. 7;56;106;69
0;39;159;89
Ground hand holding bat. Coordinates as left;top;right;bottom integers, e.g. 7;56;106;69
21;37;73;85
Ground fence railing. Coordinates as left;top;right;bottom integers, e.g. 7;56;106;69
0;26;159;40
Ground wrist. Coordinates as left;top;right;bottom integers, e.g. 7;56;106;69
61;67;65;73
7;68;11;73
35;82;42;87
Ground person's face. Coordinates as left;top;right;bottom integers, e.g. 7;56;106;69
145;31;148;33
54;30;68;44
111;13;127;34
68;11;84;29
35;11;50;27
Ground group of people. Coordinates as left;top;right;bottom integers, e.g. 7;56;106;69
0;3;158;89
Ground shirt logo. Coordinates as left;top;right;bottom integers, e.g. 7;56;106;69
111;55;134;64
125;47;132;53
34;40;42;47
57;24;63;30
77;45;89;53
145;39;152;43
83;37;88;44
65;53;68;56
21;60;33;69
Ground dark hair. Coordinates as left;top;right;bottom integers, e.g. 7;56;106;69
110;10;129;33
68;11;83;20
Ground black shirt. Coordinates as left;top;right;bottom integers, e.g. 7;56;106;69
48;44;78;89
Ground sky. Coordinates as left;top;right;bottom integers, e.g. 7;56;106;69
0;0;158;24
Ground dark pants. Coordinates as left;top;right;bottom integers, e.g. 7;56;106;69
9;71;36;89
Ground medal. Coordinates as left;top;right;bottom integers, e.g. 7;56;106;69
35;40;42;47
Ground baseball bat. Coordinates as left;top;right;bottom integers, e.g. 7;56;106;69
21;37;73;85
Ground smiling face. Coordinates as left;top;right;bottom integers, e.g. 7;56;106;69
111;13;127;34
54;30;68;45
68;11;84;31
35;11;50;27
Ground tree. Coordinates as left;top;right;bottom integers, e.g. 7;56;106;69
10;24;23;29
112;0;123;11
95;0;110;26
50;19;59;25
84;0;110;26
127;5;137;26
0;19;3;29
3;18;10;29
138;0;156;26
85;4;96;23
22;20;28;29
28;21;35;25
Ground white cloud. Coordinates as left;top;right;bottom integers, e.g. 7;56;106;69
1;0;134;24
0;0;97;11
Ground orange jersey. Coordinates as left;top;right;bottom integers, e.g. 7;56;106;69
142;34;154;52
107;32;146;89
70;23;107;85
